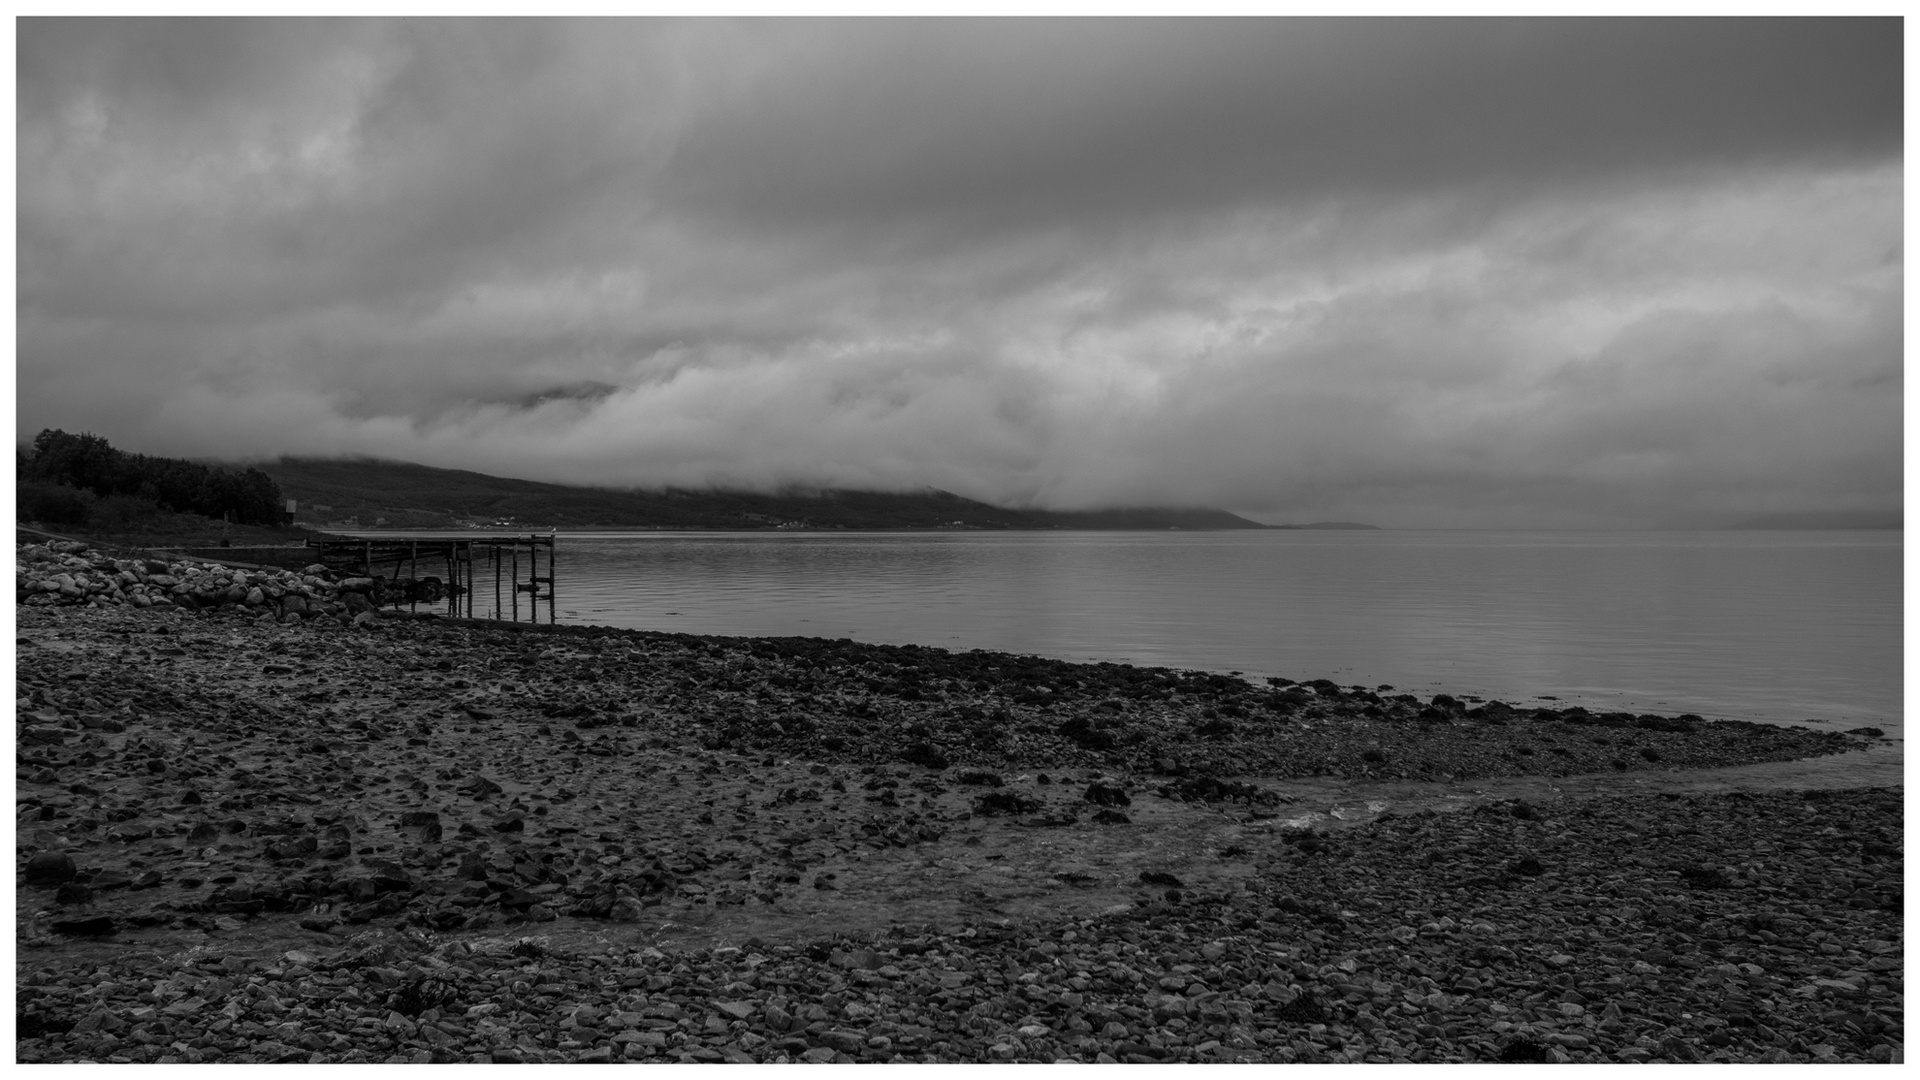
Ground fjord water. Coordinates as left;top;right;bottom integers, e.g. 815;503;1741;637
551;529;1900;737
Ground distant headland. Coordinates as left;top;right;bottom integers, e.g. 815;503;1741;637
258;457;1295;532
15;432;1387;537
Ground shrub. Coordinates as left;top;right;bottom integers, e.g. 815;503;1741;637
17;481;95;526
86;494;166;532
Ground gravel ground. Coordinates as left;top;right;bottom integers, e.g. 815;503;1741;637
17;788;1904;1064
14;599;1901;1063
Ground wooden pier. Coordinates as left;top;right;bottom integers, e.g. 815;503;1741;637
306;535;557;624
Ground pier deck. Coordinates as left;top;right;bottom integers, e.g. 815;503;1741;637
306;534;556;623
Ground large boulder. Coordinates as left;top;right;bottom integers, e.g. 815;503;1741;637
24;851;78;885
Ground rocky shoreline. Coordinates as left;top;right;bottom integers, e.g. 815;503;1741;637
14;544;1903;1063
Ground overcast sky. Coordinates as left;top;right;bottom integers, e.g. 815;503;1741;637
15;18;1903;527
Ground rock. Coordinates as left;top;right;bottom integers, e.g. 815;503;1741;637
617;1030;667;1050
1084;782;1132;807
901;742;950;770
1498;1038;1550;1063
50;915;117;936
820;1030;865;1053
972;791;1042;816
1679;866;1732;889
23;850;80;885
460;776;504;798
88;864;132;891
342;901;396;925
367;860;414;893
398;811;443;842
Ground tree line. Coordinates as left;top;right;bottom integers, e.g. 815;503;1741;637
17;429;286;527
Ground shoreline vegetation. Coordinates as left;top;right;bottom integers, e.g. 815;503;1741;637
14;540;1904;1064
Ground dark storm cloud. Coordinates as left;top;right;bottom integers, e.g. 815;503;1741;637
14;18;1903;527
662;19;1900;233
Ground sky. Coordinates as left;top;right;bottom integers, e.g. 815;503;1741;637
14;18;1904;527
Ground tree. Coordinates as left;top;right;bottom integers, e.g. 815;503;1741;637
18;428;287;526
26;429;119;495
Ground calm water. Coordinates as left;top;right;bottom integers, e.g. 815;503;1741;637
519;529;1901;737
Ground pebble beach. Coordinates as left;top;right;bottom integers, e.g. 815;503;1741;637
14;541;1904;1063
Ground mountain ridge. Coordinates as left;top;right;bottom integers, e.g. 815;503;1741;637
259;456;1282;532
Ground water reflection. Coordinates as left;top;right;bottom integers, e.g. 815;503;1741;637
556;530;1901;733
